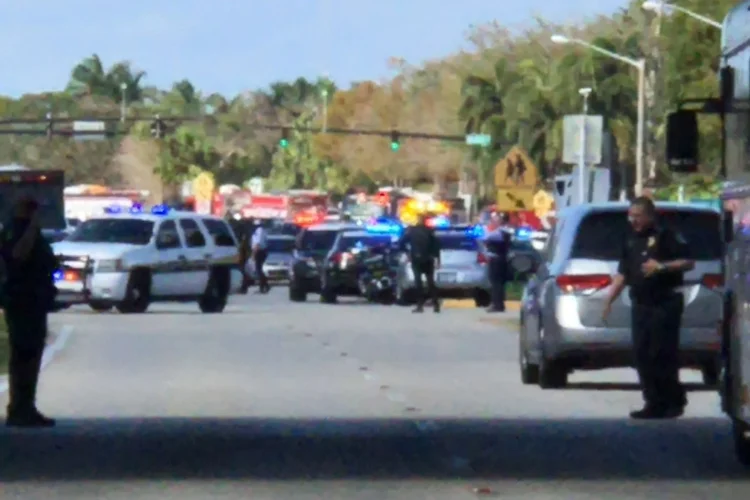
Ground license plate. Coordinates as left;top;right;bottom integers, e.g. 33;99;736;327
437;272;457;283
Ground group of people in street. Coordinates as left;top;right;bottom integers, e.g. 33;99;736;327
0;195;695;428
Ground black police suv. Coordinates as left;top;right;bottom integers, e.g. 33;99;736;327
288;222;359;302
318;229;401;304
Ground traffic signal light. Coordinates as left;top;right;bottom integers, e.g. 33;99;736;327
390;130;400;151
280;128;290;148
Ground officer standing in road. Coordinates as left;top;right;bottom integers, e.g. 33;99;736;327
0;196;57;427
252;220;270;294
484;212;513;313
603;196;694;419
403;213;441;313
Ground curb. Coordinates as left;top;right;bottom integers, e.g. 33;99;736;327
0;325;73;394
443;300;521;311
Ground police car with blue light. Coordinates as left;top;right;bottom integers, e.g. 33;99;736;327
51;204;244;314
288;222;360;302
394;216;492;307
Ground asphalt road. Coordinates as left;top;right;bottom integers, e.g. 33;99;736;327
0;288;748;499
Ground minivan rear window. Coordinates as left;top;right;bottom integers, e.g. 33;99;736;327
570;210;721;261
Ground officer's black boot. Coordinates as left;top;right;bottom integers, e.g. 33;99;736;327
6;356;55;428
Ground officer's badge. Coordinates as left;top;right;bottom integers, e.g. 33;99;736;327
647;236;656;248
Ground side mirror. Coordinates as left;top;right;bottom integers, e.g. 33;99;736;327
723;210;734;244
666;110;699;174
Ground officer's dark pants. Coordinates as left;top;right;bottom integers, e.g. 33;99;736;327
4;308;48;414
411;259;437;308
488;258;507;310
254;249;269;292
631;293;686;410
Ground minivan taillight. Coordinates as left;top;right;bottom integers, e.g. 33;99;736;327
555;274;612;294
701;273;724;289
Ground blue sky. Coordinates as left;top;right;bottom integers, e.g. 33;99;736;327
0;0;627;98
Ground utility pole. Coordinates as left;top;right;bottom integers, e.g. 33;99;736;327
120;83;128;123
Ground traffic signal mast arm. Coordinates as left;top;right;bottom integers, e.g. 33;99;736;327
0;115;471;143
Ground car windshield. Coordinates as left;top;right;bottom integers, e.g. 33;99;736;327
339;234;395;250
267;238;295;253
437;234;478;251
67;218;154;245
571;209;722;260
299;230;338;252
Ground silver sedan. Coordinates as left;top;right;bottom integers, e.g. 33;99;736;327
395;228;491;307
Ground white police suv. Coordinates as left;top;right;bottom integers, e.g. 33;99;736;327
51;204;243;314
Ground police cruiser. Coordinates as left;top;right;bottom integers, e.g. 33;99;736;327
51;204;243;314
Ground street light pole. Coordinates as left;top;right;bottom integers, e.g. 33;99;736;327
635;59;646;197
641;1;722;28
578;87;592;204
551;34;648;196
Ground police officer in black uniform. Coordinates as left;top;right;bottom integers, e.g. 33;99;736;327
404;213;441;313
1;196;58;427
603;197;694;419
485;212;512;313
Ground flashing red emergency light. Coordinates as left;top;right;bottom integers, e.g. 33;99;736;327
375;192;389;205
293;212;323;227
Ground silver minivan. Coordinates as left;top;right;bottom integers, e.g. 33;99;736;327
519;202;723;388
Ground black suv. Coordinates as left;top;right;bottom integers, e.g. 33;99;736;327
317;229;400;303
288;223;359;302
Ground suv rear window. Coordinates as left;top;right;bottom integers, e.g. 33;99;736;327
299;229;338;252
571;210;721;260
437;234;478;251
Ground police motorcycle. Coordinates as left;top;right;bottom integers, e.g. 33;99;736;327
355;238;401;305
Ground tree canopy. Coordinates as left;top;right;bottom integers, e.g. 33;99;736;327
0;0;732;201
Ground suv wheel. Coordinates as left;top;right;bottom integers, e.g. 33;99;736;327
289;281;307;302
116;270;151;314
199;269;228;313
89;301;113;313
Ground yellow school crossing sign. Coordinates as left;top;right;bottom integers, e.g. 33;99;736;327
192;171;215;202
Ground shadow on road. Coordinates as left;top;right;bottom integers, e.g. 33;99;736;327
0;417;744;481
565;382;714;392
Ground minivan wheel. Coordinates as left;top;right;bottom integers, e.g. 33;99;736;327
520;349;540;385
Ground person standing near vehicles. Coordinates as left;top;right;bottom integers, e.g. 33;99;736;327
0;197;58;427
484;212;513;313
403;213;440;313
603;197;694;419
252;220;270;294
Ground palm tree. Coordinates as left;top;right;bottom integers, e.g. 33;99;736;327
65;54;146;104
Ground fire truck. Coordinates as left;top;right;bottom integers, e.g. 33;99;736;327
232;191;329;227
64;184;148;221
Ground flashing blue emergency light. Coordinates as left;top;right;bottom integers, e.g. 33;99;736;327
104;204;145;215
365;221;402;234
466;225;485;239
52;269;64;282
150;204;170;215
428;216;450;228
516;227;532;240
